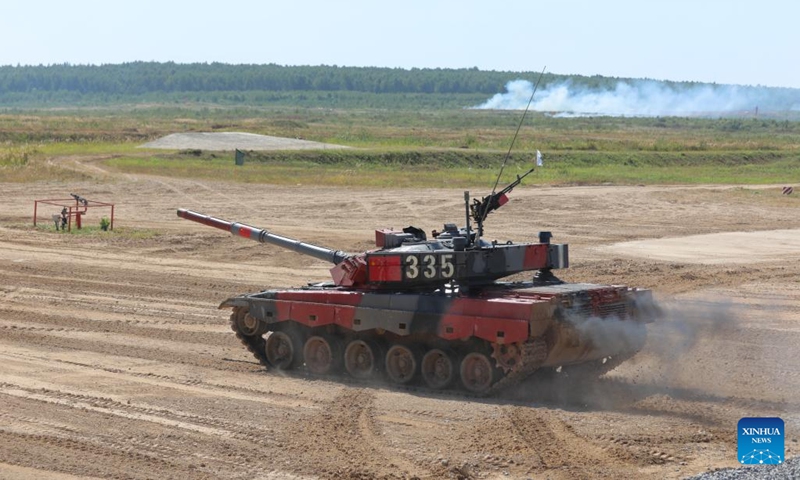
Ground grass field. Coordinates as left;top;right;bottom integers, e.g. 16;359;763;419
1;107;799;186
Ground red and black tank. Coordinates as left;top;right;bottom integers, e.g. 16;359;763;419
177;171;659;394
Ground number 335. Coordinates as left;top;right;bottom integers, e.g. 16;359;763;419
405;254;454;279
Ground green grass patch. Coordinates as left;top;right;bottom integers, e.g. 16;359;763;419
0;144;34;167
65;225;162;239
37;141;142;156
106;154;505;188
1;143;92;182
32;223;162;239
104;149;800;187
3;108;800;185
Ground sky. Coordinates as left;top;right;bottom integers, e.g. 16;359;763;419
1;0;798;89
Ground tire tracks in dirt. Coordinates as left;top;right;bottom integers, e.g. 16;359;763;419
284;388;432;479
0;345;325;479
45;155;117;180
502;406;686;476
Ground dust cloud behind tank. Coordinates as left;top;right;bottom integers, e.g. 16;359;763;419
177;169;661;394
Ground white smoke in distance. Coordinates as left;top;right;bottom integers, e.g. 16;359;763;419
474;79;782;117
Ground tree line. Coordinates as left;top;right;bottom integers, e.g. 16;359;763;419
0;62;797;113
0;62;729;95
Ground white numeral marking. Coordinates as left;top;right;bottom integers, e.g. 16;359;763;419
423;254;436;278
405;255;419;279
440;254;454;278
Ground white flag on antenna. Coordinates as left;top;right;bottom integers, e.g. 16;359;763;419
536;150;543;167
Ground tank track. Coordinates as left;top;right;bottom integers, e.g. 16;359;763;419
488;338;548;394
230;307;551;395
229;307;269;367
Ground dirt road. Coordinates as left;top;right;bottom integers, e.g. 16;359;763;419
1;162;799;479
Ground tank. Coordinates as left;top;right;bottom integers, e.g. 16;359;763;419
177;168;660;394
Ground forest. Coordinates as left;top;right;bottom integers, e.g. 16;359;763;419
1;62;798;111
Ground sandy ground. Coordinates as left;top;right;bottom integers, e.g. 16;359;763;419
139;132;350;151
1;157;799;479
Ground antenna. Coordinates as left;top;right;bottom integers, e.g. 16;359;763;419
488;66;547;197
471;67;547;246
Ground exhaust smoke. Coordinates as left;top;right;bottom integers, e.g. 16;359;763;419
506;296;742;409
474;79;800;117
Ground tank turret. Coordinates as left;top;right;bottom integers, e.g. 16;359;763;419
178;169;568;291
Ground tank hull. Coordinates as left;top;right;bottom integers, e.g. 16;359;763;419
223;282;656;393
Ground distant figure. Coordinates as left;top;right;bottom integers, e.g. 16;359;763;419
60;207;68;231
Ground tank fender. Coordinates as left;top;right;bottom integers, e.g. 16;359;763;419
218;293;283;324
219;296;250;309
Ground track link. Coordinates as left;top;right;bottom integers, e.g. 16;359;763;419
489;338;549;394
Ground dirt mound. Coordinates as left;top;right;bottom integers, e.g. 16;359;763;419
139;132;350;151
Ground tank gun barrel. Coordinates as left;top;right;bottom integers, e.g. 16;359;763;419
177;209;350;265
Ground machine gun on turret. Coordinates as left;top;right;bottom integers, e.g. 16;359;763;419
469;166;535;237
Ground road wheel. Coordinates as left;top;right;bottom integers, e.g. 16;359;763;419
421;349;455;389
344;339;381;380
460;352;496;394
233;309;264;337
304;336;338;375
385;345;417;385
265;331;299;370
